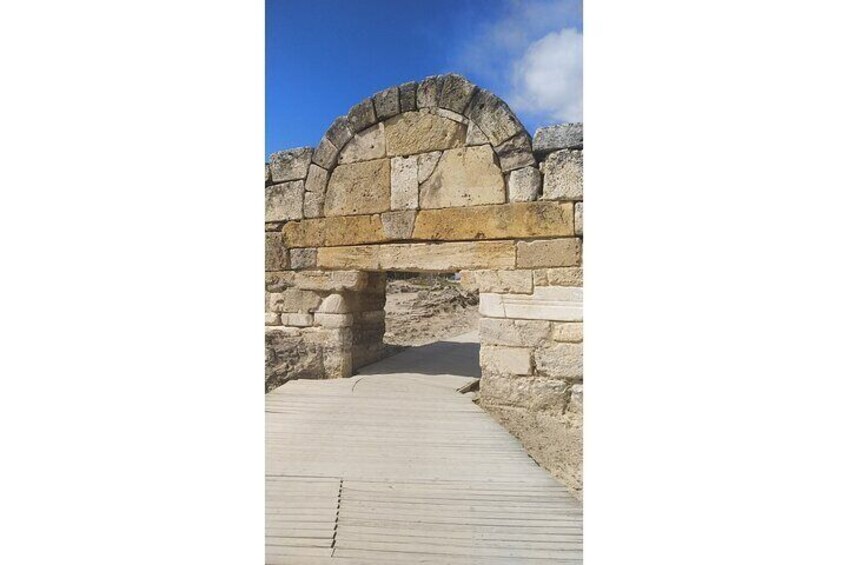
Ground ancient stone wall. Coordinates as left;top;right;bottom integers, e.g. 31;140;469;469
265;75;582;487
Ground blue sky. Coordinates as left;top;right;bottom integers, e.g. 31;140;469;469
266;0;582;157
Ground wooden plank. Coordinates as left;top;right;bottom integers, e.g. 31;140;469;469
265;334;582;561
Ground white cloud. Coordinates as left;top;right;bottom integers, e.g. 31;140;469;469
510;27;583;123
452;0;583;127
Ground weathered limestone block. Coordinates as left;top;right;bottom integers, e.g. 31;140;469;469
480;374;568;411
317;294;345;314
323;349;353;379
283;214;384;248
265;233;288;271
534;267;583;287
533;123;583;156
314;245;380;270
312;136;339;170
516;238;581;268
267;288;323;313
269;147;312;183
265;221;285;232
304;164;329;218
508;166;542;202
412;202;573;241
265;180;304;222
373;86;400;120
325;159;391;216
279;313;314;327
304;164;329;196
390;156;418;210
265;327;324;391
289;248;317;270
265;163;271;184
321;327;354;378
479;286;582;321
303;193;323;219
460;269;533;294
317;241;517;272
384;111;466;157
494;133;535;172
465;121;489;146
479;318;551;347
465;88;523;146
480;345;533;375
265;270;295;292
347;98;378;133
552;322;583;343
541;149;583;201
416;75;443;108
294;271;367;292
438;73;477;114
314;313;354;328
575;202;583;236
265;312;281;326
417;151;441;183
419;145;505;209
337;123;385;164
381;210;416;240
398;81;417;112
535;342;583;379
325;116;354;150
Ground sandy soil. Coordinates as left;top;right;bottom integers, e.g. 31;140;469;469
384;277;479;347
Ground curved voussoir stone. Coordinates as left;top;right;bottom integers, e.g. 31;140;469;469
416;75;444;109
373;86;400;120
347;98;378;133
311;136;339;170
398;81;417;112
465;88;524;147
438;73;477;114
325;116;354;150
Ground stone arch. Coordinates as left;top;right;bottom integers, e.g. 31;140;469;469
266;75;583;449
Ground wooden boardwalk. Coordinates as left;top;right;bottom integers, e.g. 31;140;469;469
266;332;583;564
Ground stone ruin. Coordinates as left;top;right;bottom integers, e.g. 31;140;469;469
265;74;582;482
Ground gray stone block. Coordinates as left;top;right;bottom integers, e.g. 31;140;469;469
508;166;541;202
438;73;476;114
465;88;524;146
269;147;313;183
325;116;354;150
416;75;443;108
494;132;535;172
311;136;339;169
373;86;400;120
398;81;417;112
347;98;377;132
533;123;583;156
290;248;318;270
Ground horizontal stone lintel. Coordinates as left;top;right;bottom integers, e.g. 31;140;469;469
282;201;574;248
317;240;517;272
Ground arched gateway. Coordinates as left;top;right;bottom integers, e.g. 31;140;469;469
265;74;582;444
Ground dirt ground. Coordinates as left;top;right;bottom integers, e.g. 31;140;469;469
383;276;581;499
384;276;479;347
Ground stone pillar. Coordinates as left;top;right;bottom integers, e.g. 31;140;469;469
463;263;583;495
